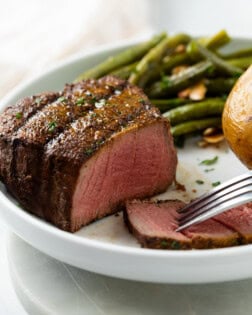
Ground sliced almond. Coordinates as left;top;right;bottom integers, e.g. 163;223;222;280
203;127;218;136
189;82;207;101
172;65;188;75
178;87;191;99
174;44;186;54
197;139;209;148
203;134;225;144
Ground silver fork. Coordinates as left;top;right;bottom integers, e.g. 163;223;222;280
176;172;252;232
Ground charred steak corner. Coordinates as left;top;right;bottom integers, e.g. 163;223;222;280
0;76;177;232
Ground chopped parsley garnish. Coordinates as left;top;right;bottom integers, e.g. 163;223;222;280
90;96;98;104
57;96;67;103
48;121;57;132
204;168;215;173
96;139;104;146
196;180;204;185
76;97;85;106
139;98;145;104
171;240;181;249
15;112;22;119
90;112;97;118
84;148;93;156
160;240;168;248
212;181;221;187
200;156;218;166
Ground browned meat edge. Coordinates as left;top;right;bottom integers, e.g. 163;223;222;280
123;200;241;250
123;200;192;250
9;77;128;216
0;92;59;194
0;76;171;231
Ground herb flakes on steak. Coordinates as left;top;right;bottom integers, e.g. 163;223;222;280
0;76;177;232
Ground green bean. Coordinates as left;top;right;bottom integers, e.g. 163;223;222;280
129;33;191;87
163;99;225;125
75;32;166;81
227;56;252;70
150;98;191;112
162;53;192;73
222;47;252;60
145;53;193;85
187;41;243;76
161;30;231;75
205;78;236;95
171;117;222;136
198;29;231;50
147;60;213;98
111;61;138;79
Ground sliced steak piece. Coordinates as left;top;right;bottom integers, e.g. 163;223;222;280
0;76;177;232
214;203;252;244
124;200;240;249
124;200;191;249
183;218;240;249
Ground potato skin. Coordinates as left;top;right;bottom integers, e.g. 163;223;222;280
222;65;252;169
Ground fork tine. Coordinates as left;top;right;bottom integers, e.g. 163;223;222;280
178;184;252;225
176;192;252;232
177;172;252;214
179;179;252;221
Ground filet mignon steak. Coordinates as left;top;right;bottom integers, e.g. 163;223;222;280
0;76;177;232
124;199;244;249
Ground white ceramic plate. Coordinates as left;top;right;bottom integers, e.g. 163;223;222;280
0;39;252;284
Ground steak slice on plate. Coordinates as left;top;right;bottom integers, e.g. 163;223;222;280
0;76;177;232
183;218;240;249
124;200;240;249
214;203;252;244
124;200;191;249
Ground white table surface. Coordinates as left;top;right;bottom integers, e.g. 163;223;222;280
0;222;27;314
4;228;252;315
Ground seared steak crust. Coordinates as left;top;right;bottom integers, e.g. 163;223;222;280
0;92;59;192
0;76;177;231
11;77;128;216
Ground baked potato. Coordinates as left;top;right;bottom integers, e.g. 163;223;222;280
222;65;252;169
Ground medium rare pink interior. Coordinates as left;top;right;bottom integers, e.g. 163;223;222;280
184;218;237;239
214;203;252;242
127;201;189;242
72;122;176;230
125;199;241;249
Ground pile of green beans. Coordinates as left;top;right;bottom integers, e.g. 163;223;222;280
75;30;252;141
